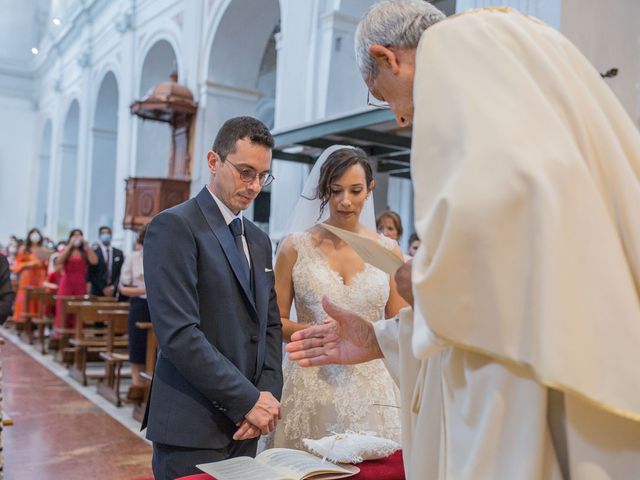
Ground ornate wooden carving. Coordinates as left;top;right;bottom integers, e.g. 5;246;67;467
123;177;191;231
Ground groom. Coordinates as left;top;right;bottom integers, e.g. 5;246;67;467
143;116;283;479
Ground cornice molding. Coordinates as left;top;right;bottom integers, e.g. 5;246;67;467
33;0;117;76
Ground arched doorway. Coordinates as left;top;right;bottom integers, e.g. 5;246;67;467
88;72;119;239
201;0;280;230
57;99;80;238
35;119;52;229
135;40;178;177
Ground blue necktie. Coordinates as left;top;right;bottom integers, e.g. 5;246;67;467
229;218;251;286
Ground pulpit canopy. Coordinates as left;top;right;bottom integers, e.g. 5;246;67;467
130;72;197;124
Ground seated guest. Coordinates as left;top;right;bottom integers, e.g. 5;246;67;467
0;255;15;325
118;224;149;403
88;226;123;298
12;228;48;321
407;232;420;258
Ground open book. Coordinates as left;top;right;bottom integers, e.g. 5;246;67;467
196;448;359;480
319;223;405;275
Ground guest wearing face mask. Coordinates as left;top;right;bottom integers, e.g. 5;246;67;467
12;228;49;322
6;236;21;282
88;226;124;298
53;229;98;336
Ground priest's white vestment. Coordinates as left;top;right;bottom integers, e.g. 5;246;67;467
374;8;640;480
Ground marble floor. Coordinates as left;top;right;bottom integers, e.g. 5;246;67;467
2;334;153;479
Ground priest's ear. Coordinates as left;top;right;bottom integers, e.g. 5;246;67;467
369;45;401;75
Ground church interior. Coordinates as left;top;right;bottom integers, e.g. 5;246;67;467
0;0;638;478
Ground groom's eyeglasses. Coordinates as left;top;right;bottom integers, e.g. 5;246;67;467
225;158;275;187
366;90;390;109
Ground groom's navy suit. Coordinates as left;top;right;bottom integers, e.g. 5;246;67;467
143;187;282;471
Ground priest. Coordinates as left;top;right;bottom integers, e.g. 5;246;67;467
286;2;640;479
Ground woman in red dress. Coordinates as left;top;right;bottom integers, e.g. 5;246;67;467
54;229;98;333
12;228;48;321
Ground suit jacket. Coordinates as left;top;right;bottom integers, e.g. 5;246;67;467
88;244;123;296
0;255;15;324
142;187;283;449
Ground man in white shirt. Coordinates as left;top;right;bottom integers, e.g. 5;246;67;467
143;116;283;479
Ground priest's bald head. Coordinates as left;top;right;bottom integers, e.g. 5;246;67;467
355;0;445;127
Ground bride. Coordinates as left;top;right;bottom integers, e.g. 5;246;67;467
271;145;406;449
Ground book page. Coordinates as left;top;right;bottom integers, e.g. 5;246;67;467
319;223;405;275
257;448;358;479
196;456;286;480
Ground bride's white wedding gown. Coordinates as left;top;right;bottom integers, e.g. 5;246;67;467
271;231;401;449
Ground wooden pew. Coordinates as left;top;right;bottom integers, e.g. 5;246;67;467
132;321;157;422
32;290;56;354
52;295;93;363
66;301;129;385
53;295;116;363
96;309;130;406
18;286;46;344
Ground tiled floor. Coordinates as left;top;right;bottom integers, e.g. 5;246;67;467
2;335;153;479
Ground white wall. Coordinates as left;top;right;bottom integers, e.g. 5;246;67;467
0;96;37;244
561;0;640;127
455;0;561;28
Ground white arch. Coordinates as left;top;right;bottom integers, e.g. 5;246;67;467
134;39;179;178
135;30;183;94
92;63;122;107
204;0;280;89
196;0;281;223
57;99;81;238
87;71;119;240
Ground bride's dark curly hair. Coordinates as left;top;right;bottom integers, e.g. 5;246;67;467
316;147;374;218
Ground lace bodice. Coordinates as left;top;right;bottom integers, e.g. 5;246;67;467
291;231;394;326
269;230;401;451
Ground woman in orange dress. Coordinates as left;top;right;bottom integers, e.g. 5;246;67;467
12;228;49;321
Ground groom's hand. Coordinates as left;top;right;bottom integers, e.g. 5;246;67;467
244;391;281;435
233;419;261;441
286;296;383;367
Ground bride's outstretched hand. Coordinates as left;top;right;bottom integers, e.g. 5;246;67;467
286;296;384;366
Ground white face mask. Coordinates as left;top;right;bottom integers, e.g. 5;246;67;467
73;238;83;248
29;232;41;243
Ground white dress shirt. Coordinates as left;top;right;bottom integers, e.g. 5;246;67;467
99;242;113;284
207;186;251;267
119;249;146;299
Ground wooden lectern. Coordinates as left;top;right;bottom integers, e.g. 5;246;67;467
124;73;197;231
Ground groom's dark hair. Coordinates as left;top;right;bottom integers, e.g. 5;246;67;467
212;116;274;159
317;147;374;218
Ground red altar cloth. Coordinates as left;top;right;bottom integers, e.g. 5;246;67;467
168;450;405;480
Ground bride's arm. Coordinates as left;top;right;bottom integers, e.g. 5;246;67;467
385;244;410;318
274;236;309;343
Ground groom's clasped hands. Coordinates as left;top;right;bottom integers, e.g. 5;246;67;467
233;391;281;441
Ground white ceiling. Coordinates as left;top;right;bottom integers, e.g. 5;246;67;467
0;0;51;70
